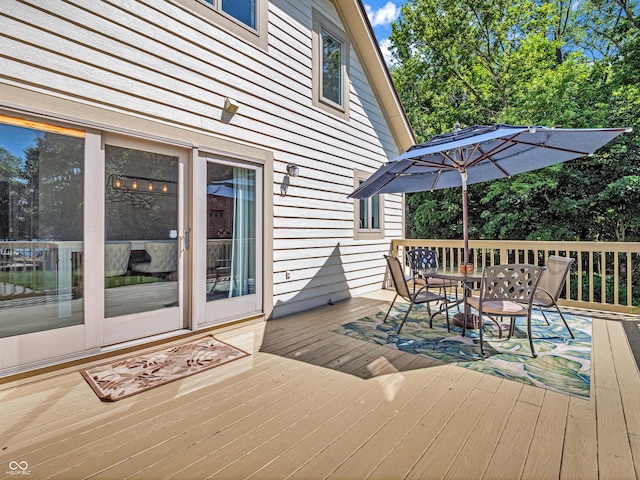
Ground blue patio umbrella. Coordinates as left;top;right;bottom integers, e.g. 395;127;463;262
349;124;631;264
207;178;255;201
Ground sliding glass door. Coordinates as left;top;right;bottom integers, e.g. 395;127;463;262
203;157;262;324
102;136;189;345
0;120;85;338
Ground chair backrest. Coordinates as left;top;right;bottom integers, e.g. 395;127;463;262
145;241;178;273
104;242;131;277
480;264;545;306
385;255;413;300
405;248;439;276
536;255;575;304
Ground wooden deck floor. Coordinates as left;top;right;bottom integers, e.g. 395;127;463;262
1;290;640;479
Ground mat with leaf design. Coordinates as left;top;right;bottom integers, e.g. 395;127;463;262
335;305;591;398
80;334;249;401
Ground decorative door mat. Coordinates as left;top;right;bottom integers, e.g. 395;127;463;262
80;334;249;401
335;305;592;399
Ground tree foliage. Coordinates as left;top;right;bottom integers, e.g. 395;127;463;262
390;0;640;241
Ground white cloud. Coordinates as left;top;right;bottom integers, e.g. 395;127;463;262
379;38;396;67
365;2;400;28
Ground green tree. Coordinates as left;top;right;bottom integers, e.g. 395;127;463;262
390;0;640;242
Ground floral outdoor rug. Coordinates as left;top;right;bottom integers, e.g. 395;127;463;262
80;335;250;401
335;305;592;398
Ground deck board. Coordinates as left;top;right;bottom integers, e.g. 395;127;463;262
1;290;640;480
367;369;482;480
443;379;523;480
521;391;570;480
561;395;599;480
593;319;636;480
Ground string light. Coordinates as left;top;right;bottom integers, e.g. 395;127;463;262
107;174;175;195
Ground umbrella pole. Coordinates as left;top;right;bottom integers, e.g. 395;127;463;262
461;171;469;265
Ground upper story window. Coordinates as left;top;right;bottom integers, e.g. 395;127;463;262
209;0;256;29
312;10;350;119
177;0;268;50
321;28;343;105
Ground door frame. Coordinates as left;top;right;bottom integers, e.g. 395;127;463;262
192;150;266;328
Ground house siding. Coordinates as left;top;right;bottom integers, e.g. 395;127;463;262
0;0;404;320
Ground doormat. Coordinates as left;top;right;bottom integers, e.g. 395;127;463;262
80;334;250;401
335;305;592;399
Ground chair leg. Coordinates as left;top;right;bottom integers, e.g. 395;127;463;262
397;303;414;333
490;317;503;339
479;311;486;356
507;317;516;339
538;307;551;325
527;315;537;358
454;285;461;312
430;297;451;332
555;304;575;339
444;302;450;331
383;294;398;323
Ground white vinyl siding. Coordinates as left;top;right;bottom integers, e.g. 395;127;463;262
0;0;403;319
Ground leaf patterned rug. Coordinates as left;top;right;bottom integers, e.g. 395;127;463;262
80;334;250;401
335;305;592;398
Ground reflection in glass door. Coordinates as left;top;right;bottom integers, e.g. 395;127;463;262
206;163;256;302
103;142;186;344
0;121;85;338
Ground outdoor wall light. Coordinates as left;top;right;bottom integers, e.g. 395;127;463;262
286;163;299;177
223;97;240;114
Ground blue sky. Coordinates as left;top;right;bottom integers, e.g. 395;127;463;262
363;1;403;64
0;124;40;160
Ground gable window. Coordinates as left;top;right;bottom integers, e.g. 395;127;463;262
321;29;343;105
178;0;267;49
312;10;350;119
354;170;384;240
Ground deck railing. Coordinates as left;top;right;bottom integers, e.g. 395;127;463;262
390;239;640;314
0;242;61;299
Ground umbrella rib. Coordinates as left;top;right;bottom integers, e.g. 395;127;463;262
465;133;539;177
357;161;417;197
412;157;458;170
506;138;593;156
469;134;595;169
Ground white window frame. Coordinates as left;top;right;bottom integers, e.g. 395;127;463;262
312;9;350;120
354;170;384;240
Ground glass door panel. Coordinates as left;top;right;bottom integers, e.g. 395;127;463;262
204;159;261;324
103;141;187;345
0;121;85;338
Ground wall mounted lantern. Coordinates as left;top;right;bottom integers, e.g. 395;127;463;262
286;163;299;177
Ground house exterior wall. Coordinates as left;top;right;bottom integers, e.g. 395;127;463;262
0;0;407;325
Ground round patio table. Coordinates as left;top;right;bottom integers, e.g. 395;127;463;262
419;266;483;335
